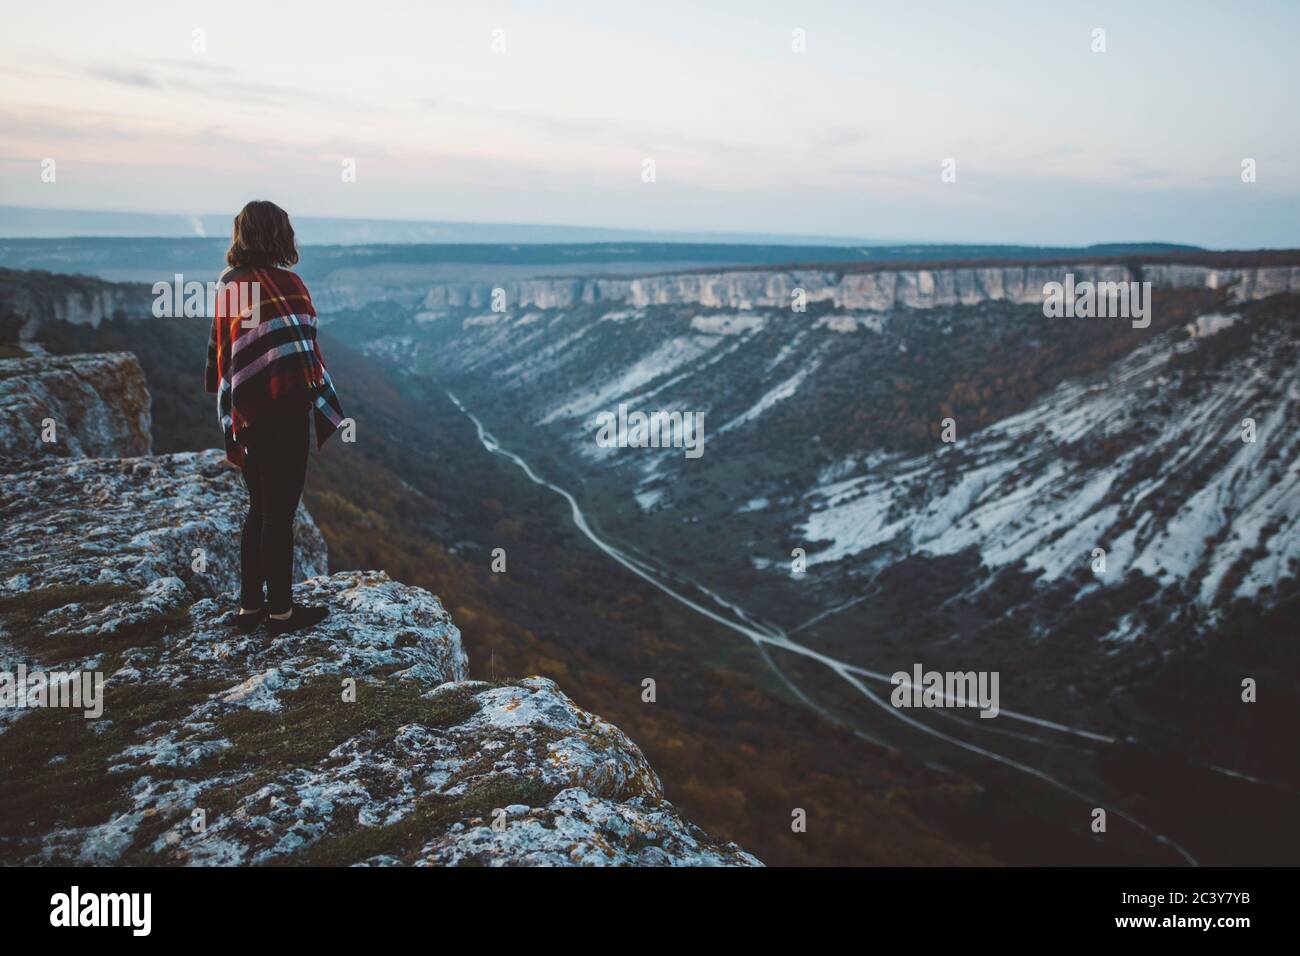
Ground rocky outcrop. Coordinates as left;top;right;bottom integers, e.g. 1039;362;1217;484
0;352;152;463
0;270;148;337
9;568;753;866
0;353;759;866
420;263;1300;313
0;449;328;627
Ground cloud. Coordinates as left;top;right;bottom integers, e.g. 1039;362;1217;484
421;98;757;159
810;127;870;150
81;57;313;107
88;66;161;88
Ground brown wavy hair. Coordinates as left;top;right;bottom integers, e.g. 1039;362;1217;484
225;200;299;269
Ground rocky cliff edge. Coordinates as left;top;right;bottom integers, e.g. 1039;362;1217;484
0;353;759;867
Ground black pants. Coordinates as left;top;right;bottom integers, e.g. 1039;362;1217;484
239;404;310;614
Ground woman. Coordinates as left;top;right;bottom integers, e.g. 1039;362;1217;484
204;201;347;635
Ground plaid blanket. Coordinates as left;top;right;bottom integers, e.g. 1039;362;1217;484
203;266;346;467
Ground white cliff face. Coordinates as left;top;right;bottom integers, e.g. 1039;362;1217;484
0;352;759;867
0;281;146;336
0;353;152;463
422;263;1300;313
798;312;1300;629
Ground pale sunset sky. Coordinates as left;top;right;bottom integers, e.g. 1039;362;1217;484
1;0;1297;245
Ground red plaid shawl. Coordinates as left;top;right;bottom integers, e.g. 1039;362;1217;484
203;266;346;467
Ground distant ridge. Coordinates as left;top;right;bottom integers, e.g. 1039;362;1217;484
0;204;888;247
0;232;1210;291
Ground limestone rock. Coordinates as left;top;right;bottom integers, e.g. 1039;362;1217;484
1;449;326;624
4;571;757;866
0;271;148;337
421;263;1300;313
0;352;152;463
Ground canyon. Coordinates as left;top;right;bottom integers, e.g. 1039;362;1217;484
4;245;1298;865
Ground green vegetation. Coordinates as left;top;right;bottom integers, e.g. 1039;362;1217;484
0;674;229;843
0;671;490;863
209;679;481;772
123;679;487;864
293;774;559;866
0;581;193;665
1;582;134;664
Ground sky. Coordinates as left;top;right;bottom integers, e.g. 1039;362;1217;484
1;0;1297;247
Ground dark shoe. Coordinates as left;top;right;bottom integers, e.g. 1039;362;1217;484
266;604;329;635
225;607;265;632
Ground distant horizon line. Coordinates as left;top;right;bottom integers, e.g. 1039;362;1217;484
0;202;887;245
0;203;1249;252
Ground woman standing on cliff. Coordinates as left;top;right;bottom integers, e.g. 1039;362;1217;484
204;201;346;635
